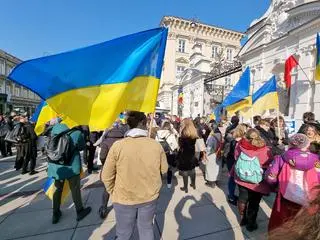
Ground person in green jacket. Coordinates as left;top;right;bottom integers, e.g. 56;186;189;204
47;120;91;224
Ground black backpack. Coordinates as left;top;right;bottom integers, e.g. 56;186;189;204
47;129;75;165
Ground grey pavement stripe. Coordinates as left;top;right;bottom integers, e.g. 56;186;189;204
4;227;76;240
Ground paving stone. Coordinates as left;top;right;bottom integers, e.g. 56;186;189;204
16;229;74;240
0;208;77;239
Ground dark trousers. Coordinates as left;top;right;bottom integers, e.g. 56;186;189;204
238;185;263;226
0;137;7;157
85;145;96;171
228;176;237;199
15;143;36;171
53;174;83;214
180;169;196;189
6;142;12;155
167;168;173;184
113;200;157;240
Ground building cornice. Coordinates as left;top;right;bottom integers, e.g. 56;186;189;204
160;16;244;41
0;49;22;65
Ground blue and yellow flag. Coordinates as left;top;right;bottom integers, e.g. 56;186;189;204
31;100;77;135
252;76;279;114
9;28;168;131
43;169;85;203
316;33;320;81
222;67;251;115
240;76;279;118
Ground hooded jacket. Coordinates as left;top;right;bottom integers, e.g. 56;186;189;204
101;128;168;205
266;148;320;185
234;138;272;195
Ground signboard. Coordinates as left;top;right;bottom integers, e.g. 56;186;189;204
285;118;296;136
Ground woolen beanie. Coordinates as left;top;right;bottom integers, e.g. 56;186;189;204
289;133;310;149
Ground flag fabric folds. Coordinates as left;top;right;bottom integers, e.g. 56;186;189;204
284;55;298;88
251;76;279;115
31;100;77;135
44;169;85;203
222;67;251;115
316;33;320;81
9;28;168;131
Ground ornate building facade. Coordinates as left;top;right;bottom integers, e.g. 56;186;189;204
157;16;244;118
0;49;41;115
239;0;320;127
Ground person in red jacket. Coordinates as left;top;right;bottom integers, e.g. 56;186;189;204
233;128;272;232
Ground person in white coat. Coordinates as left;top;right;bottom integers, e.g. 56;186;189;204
156;121;179;188
204;120;222;188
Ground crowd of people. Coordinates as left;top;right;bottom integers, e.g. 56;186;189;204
2;109;320;240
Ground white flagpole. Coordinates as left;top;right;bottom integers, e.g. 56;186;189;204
276;108;281;142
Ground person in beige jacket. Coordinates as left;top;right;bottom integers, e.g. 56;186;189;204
101;111;168;240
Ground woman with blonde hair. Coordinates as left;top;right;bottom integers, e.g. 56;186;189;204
233;128;272;232
226;124;249;205
177;119;199;193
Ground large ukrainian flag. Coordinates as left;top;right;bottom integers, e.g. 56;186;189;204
316;33;320;81
222;67;251;115
9;28;168;131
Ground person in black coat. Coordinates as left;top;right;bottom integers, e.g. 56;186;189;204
0;115;11;157
177;119;199;193
15;114;38;175
298;112;320;134
255;119;283;156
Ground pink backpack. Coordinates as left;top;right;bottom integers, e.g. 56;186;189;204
278;152;320;207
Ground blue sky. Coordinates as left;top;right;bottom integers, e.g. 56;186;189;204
1;0;270;60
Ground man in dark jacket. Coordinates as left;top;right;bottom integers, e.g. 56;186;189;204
298;112;320;134
255;119;283;156
15;114;38;175
97;122;127;219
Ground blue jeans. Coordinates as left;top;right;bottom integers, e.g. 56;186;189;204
113;200;157;240
228;176;236;200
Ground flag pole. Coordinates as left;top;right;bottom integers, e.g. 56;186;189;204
297;63;312;85
276;108;281;142
148;113;154;138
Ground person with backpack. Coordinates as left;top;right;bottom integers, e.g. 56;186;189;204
47;120;91;224
203;120;222;188
265;133;320;233
233;128;272;232
101;111;168;240
95;121;127;219
156;121;179;189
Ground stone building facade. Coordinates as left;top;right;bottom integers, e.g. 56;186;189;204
157;16;244;118
0;49;41;115
239;0;320;127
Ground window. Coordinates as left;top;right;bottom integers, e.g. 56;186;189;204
226;48;233;61
6;84;12;94
29;91;34;99
225;76;232;87
178;39;186;53
24;89;28;98
176;66;186;76
212;46;218;58
6;65;13;76
0;59;5;75
15;87;20;97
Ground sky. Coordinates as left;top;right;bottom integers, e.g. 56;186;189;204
0;0;270;60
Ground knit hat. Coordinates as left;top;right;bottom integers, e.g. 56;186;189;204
289;133;310;149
